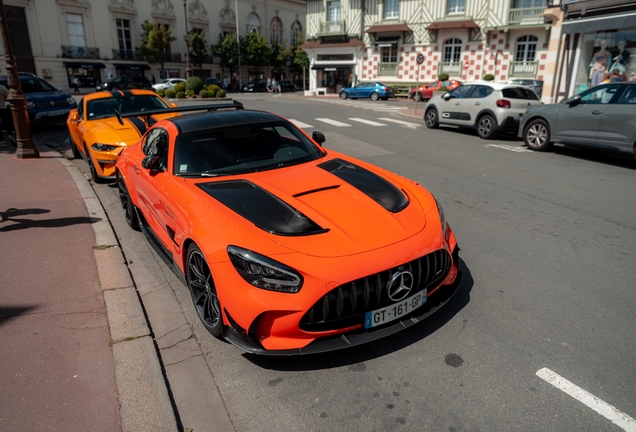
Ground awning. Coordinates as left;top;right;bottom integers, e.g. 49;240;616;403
426;19;479;30
365;23;412;33
63;62;106;69
301;39;365;49
373;36;400;45
113;63;151;71
311;64;354;70
561;10;636;34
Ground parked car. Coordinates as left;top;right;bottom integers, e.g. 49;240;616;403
67;89;179;182
0;72;77;124
339;82;395;101
519;82;636;162
508;79;543;98
279;80;298;92
243;78;268;92
115;102;462;355
424;82;542;139
153;78;186;92
96;75;153;91
204;77;222;87
409;80;462;101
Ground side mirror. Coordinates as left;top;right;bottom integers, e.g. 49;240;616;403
312;131;326;146
442;93;451;101
141;154;159;170
57;86;63;92
564;95;582;107
170;102;178;108
70;112;80;122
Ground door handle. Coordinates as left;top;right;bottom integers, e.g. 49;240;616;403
475;102;481;105
592;110;603;115
455;102;460;106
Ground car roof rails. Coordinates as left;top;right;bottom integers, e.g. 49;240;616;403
115;100;245;126
17;72;38;77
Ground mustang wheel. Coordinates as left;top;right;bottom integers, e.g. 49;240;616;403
425;108;439;129
339;92;348;100
117;171;140;231
85;145;104;184
371;92;380;101
524;119;553;151
69;134;80;159
477;114;497;139
187;244;223;338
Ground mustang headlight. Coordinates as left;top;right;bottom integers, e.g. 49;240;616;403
228;246;303;293
91;143;119;152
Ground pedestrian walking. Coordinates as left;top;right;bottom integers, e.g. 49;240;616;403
72;76;80;93
0;83;15;146
151;75;156;85
223;76;229;91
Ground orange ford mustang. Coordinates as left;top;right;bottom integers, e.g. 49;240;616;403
67;89;178;183
115;102;462;355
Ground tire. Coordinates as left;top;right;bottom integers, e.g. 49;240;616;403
117;171;140;231
339;91;348;100
186;244;223;338
371;92;380;101
69;133;80;159
477;114;497;140
523;119;553;151
85;145;104;184
424;108;439;129
414;92;423;102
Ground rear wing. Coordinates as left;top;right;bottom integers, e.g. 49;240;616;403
114;100;244;125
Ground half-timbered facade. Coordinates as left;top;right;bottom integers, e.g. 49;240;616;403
303;0;554;98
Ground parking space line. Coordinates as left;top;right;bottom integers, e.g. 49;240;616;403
536;368;636;432
486;144;533;153
348;118;387;126
288;119;314;129
378;118;421;128
316;118;352;127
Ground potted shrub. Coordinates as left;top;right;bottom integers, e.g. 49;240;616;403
483;74;495;81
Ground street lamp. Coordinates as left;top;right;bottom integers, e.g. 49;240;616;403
183;0;192;79
0;0;38;158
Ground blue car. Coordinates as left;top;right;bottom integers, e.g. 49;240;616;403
339;82;396;101
0;73;77;124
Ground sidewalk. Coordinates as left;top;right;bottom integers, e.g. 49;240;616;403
0;142;176;431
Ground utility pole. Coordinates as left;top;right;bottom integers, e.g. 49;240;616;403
235;0;242;90
0;0;38;158
183;0;192;79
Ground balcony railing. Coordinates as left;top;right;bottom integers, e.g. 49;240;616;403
509;60;538;77
509;7;545;25
112;49;144;61
378;62;398;76
61;45;100;60
318;20;347;36
438;61;463;77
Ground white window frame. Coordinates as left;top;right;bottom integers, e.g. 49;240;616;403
385;0;399;19
291;21;302;46
447;0;466;15
515;35;538;62
327;1;341;22
270;17;282;44
66;13;86;47
444;38;462;62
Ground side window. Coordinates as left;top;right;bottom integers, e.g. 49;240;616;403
448;85;472;99
617;86;636;104
466;85;493;99
580;85;621;104
77;98;84;119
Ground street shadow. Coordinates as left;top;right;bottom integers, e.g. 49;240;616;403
0;208;96;232
552;144;636;170
244;257;474;371
0;305;39;327
437;125;522;142
0;143;17;154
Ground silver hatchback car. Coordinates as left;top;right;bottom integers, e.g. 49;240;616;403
519;82;636;163
424;82;542;139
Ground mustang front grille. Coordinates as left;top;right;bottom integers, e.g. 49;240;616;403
300;249;451;331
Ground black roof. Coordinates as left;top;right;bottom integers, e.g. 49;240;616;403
169;109;286;134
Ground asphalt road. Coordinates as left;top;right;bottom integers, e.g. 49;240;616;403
39;94;636;432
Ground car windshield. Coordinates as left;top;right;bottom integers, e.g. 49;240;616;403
173;121;325;177
6;77;57;93
86;95;168;120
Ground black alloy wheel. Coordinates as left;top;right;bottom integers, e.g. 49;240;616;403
371;92;380;101
477;114;497;139
339;91;348;100
524;119;553;151
425;108;439;129
116;171;140;230
69;133;80;159
186;244;223;338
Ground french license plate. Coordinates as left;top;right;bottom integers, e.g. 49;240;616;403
364;289;426;329
46;109;67;116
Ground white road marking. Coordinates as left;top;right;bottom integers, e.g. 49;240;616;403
288;119;314;129
315;118;352;127
536;368;636;432
485;144;533;152
377;118;421;128
348;118;387;126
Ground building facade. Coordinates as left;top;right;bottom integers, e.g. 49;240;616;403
1;0;306;92
302;0;556;100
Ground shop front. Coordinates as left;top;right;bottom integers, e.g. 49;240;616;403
114;63;151;78
301;38;365;94
64;62;105;89
311;64;354;94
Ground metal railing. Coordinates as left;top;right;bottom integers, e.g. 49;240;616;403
437;61;463;76
112;49;144;61
61;46;100;60
317;20;347;36
509;60;538;77
378;62;398;76
509;7;545;25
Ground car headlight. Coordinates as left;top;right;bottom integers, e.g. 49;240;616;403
228;246;303;293
91;143;119;152
436;198;447;237
26;101;36;108
66;97;75;105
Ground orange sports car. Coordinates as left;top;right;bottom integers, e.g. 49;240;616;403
67;89;178;183
115;102;462;355
409;80;462;102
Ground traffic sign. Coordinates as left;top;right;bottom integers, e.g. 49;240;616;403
416;54;424;65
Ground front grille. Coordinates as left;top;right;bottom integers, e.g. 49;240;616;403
34;99;70;108
300;249;451;331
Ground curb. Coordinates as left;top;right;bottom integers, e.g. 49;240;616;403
39;145;178;432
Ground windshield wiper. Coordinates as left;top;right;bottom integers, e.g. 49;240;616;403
200;171;229;177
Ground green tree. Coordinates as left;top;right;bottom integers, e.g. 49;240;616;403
212;33;239;77
292;34;309;90
139;21;176;73
243;32;271;75
189;29;209;74
268;40;291;75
